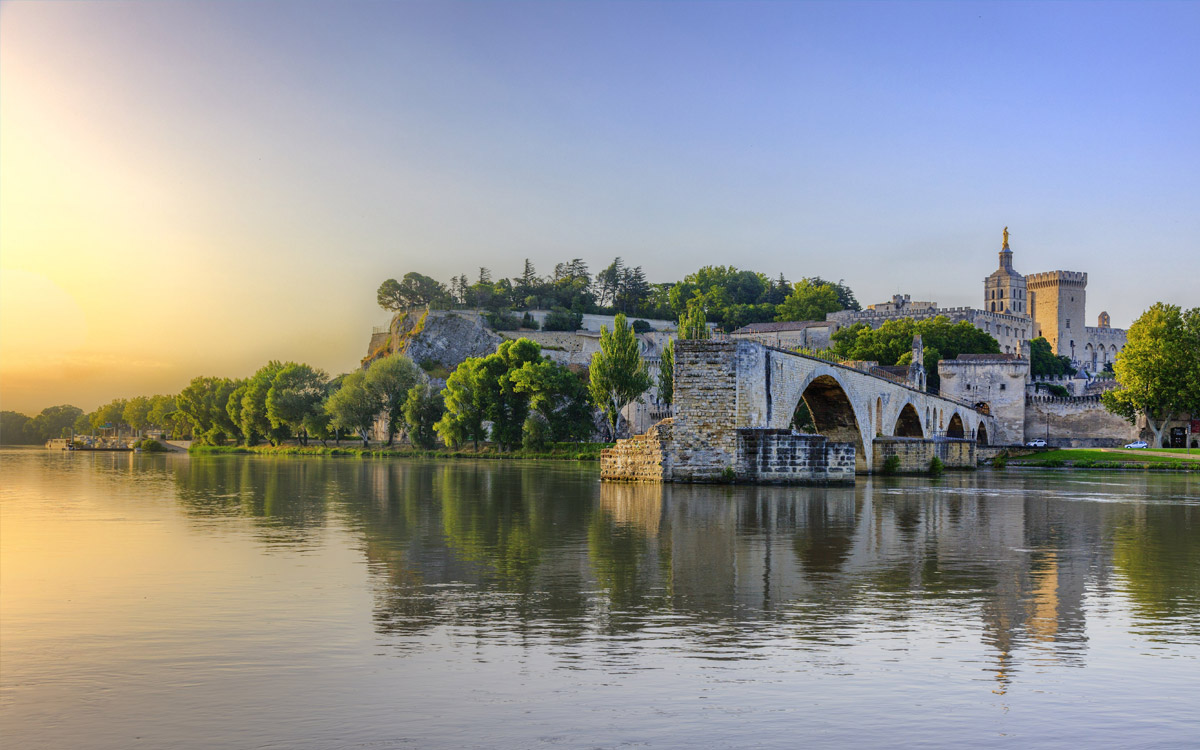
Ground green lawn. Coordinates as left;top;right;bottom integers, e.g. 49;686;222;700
1007;448;1199;470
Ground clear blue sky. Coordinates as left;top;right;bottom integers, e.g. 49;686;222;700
2;0;1197;411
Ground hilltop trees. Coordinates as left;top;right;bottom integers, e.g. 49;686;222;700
775;279;843;322
375;260;858;332
378;273;449;312
1103;303;1200;448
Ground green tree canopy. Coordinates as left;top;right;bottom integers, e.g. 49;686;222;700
589;314;652;438
30;404;84;441
325;370;379;446
266;363;330;445
364;354;423;445
1;411;38;444
1028;337;1076;377
240;362;288;445
1102;303;1200;447
403;381;445;449
435;357;490;451
774;279;843;322
658;338;674;406
831;316;1000;391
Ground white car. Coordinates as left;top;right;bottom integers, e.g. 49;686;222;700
1026;439;1047;447
1124;441;1149;449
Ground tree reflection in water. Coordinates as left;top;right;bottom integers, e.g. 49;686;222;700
164;455;1199;670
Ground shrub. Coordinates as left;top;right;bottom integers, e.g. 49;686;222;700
485;311;522;331
632;319;652;334
720;466;737;482
881;455;901;475
928;456;945;476
521;312;539;330
542;308;583;331
1046;384;1070;398
992;453;1008;469
136;438;167;452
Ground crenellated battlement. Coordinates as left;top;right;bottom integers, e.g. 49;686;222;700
1026;270;1087;287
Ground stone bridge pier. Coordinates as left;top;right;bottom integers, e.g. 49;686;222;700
601;340;997;484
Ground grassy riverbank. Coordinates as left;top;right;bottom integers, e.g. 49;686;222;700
1006;448;1200;471
189;441;614;461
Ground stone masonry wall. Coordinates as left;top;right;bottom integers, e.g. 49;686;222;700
600;420;674;482
1024;396;1140;447
872;437;976;472
670;341;741;481
737;430;855;484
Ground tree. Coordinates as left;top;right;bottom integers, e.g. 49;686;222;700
830;316;999;390
325;370;379;446
1103;303;1200;448
678;300;711;340
30;404;84;441
589;314;652;439
658;339;674;406
91;399;128;436
266;363;329;445
1;411;37;444
364;354;423;445
435;357;490;451
241;362;288;445
510;359;593;442
377;278;405;312
122;397;152;436
805;276;860;311
404;381;445;449
476;338;544;449
775;279;843;322
1028;337;1076;377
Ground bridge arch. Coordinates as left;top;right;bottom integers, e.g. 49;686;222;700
782;368;873;473
946;412;965;438
977;422;989;445
894;403;924;437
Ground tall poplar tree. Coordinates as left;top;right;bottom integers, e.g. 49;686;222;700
588;314;652;439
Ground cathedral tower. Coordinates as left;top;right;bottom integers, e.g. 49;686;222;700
983;227;1028;316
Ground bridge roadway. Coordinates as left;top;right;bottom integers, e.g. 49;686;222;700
661;340;996;478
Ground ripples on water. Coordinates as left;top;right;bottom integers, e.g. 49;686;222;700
1;449;1198;749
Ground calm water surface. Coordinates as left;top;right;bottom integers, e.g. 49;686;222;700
2;448;1198;748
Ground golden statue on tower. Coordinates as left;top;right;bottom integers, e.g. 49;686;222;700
1003;226;1010;250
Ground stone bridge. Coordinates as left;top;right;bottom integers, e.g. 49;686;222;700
601;340;998;484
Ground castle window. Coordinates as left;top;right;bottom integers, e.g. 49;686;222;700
1000;384;1006;391
1066;319;1071;328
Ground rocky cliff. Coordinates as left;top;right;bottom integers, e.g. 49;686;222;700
365;310;504;373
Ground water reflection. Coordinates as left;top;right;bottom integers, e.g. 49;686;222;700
163;455;1199;668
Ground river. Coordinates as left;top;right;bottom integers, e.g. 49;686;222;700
2;448;1197;748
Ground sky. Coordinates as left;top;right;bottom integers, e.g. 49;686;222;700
2;0;1197;414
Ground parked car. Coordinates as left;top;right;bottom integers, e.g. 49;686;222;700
1026;439;1047;447
1124;441;1149;449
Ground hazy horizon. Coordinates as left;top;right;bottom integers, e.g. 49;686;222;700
3;1;1197;415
